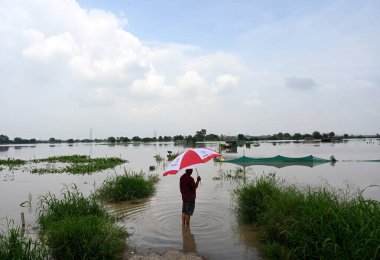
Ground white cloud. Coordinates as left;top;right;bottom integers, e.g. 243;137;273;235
129;66;178;99
22;30;74;60
212;74;239;94
245;91;262;107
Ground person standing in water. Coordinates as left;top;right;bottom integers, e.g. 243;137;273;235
180;168;201;227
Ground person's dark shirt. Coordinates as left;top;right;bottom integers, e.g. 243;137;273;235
180;173;197;201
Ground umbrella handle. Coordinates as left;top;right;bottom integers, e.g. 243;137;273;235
195;168;202;186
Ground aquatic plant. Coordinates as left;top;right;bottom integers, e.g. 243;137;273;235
0;158;26;169
233;174;380;259
212;168;248;182
96;169;159;202
31;155;126;174
0;222;49;260
167;151;182;161
153;154;164;162
37;185;128;259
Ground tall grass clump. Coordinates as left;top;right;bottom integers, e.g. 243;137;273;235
37;185;128;259
234;174;380;259
97;169;159;202
0;224;49;260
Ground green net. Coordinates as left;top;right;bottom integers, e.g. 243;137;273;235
218;155;330;168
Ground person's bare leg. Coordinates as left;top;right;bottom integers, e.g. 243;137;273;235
182;213;186;225
184;214;190;227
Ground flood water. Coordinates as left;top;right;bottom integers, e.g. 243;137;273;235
1;139;380;259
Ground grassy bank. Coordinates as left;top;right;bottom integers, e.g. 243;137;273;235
234;174;380;259
37;185;128;259
96;169;159;202
0;225;48;260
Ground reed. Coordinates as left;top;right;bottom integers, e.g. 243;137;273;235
96;169;159;202
233;174;380;259
37;185;128;259
0;224;48;260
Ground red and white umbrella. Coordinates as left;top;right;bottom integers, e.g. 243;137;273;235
163;148;221;176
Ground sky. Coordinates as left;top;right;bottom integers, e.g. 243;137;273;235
0;0;379;140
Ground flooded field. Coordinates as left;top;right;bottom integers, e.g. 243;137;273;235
1;139;379;259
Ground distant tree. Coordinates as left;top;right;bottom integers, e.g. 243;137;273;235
158;136;163;142
121;137;130;143
205;134;219;141
107;136;116;143
49;137;56;143
173;135;184;142
186;135;195;147
312;131;322;139
283;133;291;140
67;139;75;143
0;135;10;144
343;134;349;138
293;133;302;140
277;132;284;140
237;134;245;141
194;129;207;142
163;136;172;142
322;133;329;138
304;134;312;139
29;138;37;144
132;136;141;142
14;137;23;144
328;132;335;138
142;137;154;142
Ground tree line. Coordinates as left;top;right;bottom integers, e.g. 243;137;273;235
0;130;379;145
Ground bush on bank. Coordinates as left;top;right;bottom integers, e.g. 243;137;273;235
37;185;128;259
96;169;159;202
234;174;380;259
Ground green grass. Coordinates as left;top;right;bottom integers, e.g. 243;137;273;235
0;224;49;260
96;169;159;202
37;185;128;259
233;174;380;259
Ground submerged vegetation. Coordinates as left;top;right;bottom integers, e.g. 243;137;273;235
0;155;126;174
37;185;128;259
0;158;27;169
96;169;159;202
234;174;380;259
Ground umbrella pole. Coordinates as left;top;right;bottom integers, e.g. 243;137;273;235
195;168;202;186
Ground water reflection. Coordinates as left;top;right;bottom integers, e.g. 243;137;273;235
0;146;9;152
182;226;197;253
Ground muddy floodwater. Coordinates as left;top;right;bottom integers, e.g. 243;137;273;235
1;139;380;259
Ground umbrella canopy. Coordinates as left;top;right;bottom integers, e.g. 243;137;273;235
163;148;221;176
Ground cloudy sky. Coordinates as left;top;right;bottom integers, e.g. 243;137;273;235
1;0;379;139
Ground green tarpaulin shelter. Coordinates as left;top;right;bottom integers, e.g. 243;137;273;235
217;155;331;168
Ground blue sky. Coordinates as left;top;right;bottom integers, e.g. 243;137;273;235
0;0;379;139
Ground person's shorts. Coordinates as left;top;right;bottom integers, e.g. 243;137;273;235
182;201;195;216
